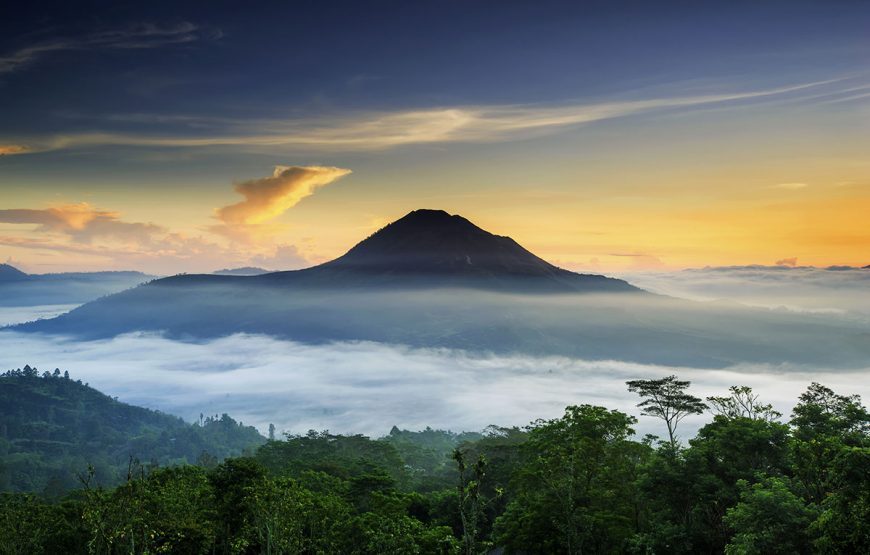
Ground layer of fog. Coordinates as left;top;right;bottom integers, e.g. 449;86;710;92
618;266;870;318
0;304;79;327
22;280;870;369
2;331;866;441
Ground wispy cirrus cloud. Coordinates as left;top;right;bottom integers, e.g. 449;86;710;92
0;145;29;155
0;22;217;75
770;182;809;190
0;78;851;155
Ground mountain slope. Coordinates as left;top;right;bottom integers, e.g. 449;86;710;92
0;365;265;494
0;263;30;282
325;209;588;276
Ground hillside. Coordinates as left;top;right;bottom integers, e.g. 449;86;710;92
0;263;29;282
0;366;265;495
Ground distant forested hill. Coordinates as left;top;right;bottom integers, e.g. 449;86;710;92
0;263;155;309
0;366;265;495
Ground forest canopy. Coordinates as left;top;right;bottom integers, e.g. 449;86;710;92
0;368;868;554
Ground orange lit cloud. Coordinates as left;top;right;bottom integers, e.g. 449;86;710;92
0;203;164;244
217;166;352;225
0;174;341;272
0;145;29;155
211;165;351;245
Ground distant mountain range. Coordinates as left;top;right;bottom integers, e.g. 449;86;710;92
0;265;154;308
13;210;870;369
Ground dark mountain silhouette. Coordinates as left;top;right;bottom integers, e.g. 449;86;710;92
326;209;585;276
0;263;30;282
0;265;154;308
13;210;870;369
253;209;636;292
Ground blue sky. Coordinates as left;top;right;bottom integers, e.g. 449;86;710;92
1;0;869;273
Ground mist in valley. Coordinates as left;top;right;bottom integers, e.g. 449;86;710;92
1;326;866;441
4;267;868;440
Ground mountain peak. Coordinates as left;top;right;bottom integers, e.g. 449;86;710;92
311;209;636;296
323;209;559;277
246;209;638;293
0;263;29;282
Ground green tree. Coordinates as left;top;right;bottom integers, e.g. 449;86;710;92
682;407;791;550
724;477;816;555
495;405;646;554
790;383;869;503
627;375;706;449
811;446;870;553
452;449;499;554
0;493;51;555
248;476;352;554
80;464;216;554
707;386;781;421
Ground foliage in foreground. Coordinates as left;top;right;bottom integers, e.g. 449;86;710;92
0;376;868;554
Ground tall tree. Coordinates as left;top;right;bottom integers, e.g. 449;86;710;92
495;405;646;554
626;376;706;449
707;386;781;422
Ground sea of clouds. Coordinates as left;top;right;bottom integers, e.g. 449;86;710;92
3;266;868;441
1;328;865;441
618;265;870;317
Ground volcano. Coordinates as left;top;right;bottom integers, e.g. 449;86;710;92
251;209;637;292
14;210;870;370
325;209;586;277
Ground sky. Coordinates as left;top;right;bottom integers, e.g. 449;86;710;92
1;0;869;274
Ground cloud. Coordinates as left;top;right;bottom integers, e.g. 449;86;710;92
217;166;352;225
0;203;164;245
0;330;866;438
0;203;241;273
771;182;809;190
0;145;29;156
0;22;215;74
608;252;666;269
250;244;309;271
776;257;799;267
0;192;324;273
617;265;870;316
3;78;853;154
210;165;351;245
